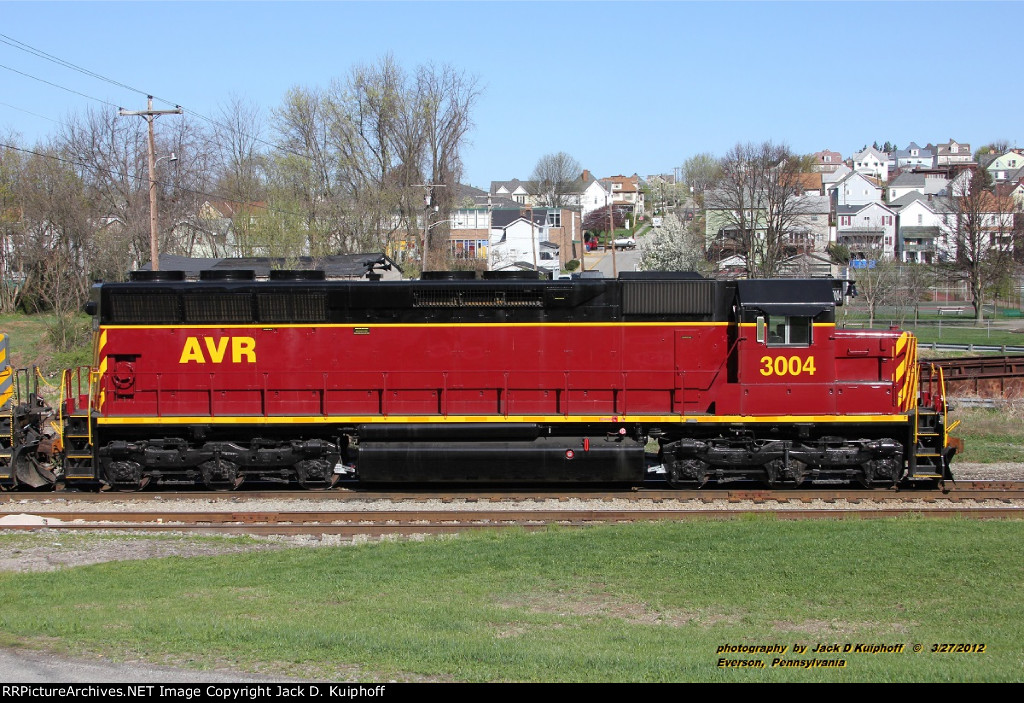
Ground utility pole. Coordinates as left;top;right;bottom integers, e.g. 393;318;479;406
521;205;537;273
119;96;182;271
413;183;446;272
607;182;618;277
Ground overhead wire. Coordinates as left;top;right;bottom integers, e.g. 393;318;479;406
0;32;310;163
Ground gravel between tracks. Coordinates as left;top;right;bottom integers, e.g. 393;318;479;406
1;461;1021;574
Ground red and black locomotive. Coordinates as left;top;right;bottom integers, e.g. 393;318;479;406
44;269;955;490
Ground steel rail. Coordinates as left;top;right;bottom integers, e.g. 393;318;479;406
4;507;1023;537
4;482;1022;505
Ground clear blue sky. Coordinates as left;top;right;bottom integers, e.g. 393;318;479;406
2;1;1021;189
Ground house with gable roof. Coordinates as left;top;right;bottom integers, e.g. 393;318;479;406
891;142;934;171
821;164;852;194
850;146;889;181
886;172;949;202
836;201;897;259
490;178;538;206
600;174;646;219
830;171;883;208
931;139;973;168
889;192;948;263
986;151;1024;182
487;209;560;276
812;149;843;173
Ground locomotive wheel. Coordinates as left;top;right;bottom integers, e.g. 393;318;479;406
113;476;151;492
864;457;901;488
295;459;338;491
105;460;148;492
297;474;339;491
666;458;709;489
200;459;243;491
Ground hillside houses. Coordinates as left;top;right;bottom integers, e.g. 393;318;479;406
697;137;1022;273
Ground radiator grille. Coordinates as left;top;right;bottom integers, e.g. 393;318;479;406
108;293;180;323
183;294;253;323
622;280;716;315
257;292;327;322
413;289;544;308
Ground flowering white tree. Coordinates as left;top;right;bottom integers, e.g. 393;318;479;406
639;212;713;275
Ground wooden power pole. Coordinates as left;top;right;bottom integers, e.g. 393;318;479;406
119;96;182;271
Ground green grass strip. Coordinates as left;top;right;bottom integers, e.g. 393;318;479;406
1;519;1022;682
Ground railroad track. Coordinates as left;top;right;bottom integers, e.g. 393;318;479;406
922;354;1024;398
3;481;1022;504
3;482;1022;536
2;506;1022;536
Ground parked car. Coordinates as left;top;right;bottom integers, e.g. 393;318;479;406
613;236;636;250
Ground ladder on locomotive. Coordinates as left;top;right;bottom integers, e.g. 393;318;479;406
912;362;959;480
61;366;95;481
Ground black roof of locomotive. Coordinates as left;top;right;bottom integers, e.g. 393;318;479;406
91;273;836;326
736;279;837;319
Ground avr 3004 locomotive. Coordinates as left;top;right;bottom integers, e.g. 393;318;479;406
14;269;957;490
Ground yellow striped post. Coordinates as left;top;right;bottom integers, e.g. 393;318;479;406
0;333;12;410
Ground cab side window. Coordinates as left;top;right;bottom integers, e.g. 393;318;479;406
760;316;811;346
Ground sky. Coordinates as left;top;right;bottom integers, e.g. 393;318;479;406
2;1;1022;190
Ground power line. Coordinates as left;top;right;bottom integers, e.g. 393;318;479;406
0;61;121;110
0;33;309;164
0;33;148;97
0;100;62;128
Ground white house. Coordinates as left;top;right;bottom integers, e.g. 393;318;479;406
889;193;949;263
887;172;949;202
581;179;611;217
836;202;897;259
831;171;883;207
850;146;889;181
488;216;560;276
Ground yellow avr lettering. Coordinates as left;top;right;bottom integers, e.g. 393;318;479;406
179;336;257;364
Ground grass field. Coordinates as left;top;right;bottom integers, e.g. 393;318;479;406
950;403;1024;463
0;313;91;376
1;519;1022;682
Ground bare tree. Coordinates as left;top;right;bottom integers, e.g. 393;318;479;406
854;254;902;327
892;263;937;325
271;85;342;256
416;63;481;270
706;141;813;278
18;144;93;314
160;115;221;259
213;94;268;205
61;107;149;271
530;152;582;208
0;138;27;312
330;56;420;255
266;58;480;269
945;168;1018;323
